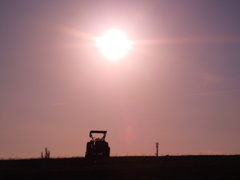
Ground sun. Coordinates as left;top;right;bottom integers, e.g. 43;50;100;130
96;29;132;61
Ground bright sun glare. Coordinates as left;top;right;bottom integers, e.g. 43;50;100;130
96;29;132;61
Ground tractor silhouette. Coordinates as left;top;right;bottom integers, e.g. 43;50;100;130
85;130;110;158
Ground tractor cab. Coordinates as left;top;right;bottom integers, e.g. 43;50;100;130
85;130;110;158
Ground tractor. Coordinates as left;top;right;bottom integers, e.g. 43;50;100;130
85;130;110;158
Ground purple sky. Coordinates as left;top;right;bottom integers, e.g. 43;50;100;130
1;0;240;158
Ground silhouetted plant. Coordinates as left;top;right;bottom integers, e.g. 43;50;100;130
41;148;50;159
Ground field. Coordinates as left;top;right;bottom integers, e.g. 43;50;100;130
1;155;240;179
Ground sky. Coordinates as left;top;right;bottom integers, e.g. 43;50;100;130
1;0;240;158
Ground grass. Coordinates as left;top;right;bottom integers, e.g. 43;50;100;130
0;155;240;179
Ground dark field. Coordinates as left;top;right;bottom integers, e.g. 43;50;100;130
1;155;240;179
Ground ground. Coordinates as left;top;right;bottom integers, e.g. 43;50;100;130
0;155;240;179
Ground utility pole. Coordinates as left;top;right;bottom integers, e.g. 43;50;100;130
156;142;159;157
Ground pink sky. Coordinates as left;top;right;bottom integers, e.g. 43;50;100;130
1;0;240;158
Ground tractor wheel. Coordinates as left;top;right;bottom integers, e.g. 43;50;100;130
85;142;93;158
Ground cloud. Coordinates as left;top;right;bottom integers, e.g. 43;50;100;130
202;72;226;85
50;102;67;106
188;89;240;96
